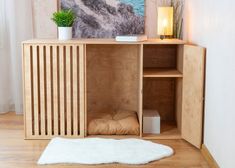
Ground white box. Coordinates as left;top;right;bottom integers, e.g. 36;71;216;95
143;109;161;134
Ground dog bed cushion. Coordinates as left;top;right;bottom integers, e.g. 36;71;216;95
88;110;139;135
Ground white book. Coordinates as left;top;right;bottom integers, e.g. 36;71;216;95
115;35;147;42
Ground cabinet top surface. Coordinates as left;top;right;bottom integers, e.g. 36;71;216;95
22;38;186;45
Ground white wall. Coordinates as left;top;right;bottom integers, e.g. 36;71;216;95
32;0;57;38
186;1;235;167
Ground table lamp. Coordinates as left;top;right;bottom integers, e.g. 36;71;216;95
157;7;173;40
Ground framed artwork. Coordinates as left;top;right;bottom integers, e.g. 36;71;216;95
61;0;145;38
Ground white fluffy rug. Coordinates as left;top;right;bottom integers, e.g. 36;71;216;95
38;137;174;165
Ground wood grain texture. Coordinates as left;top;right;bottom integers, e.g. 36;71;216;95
23;39;186;45
143;78;176;121
175;45;184;132
22;41;205;149
23;44;83;139
201;144;220;168
72;46;79;136
182;45;205;148
46;46;52;136
23;45;33;138
66;46;72;136
32;45;39;136
79;45;85;137
175;78;182;133
59;45;65;136
52;45;59;136
39;46;46;136
143;121;181;140
143;44;177;68
0;112;209;168
143;68;183;78
86;44;140;116
138;44;143;137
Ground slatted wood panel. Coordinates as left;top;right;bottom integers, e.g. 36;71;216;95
23;44;84;139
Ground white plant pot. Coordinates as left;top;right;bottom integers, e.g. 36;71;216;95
58;27;72;40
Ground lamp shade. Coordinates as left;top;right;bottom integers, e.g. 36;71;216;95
157;7;173;36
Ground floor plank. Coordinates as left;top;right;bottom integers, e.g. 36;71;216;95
0;112;209;168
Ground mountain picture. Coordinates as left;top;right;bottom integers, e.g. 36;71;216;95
61;0;145;38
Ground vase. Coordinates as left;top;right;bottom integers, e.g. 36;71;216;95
58;27;72;40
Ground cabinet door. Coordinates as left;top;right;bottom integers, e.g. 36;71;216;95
182;45;205;148
23;43;85;139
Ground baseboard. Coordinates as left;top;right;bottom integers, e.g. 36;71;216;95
201;144;220;168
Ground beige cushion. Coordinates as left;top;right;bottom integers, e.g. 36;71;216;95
88;110;140;135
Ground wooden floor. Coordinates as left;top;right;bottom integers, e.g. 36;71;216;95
0;112;209;168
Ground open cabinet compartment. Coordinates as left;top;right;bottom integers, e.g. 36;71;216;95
142;44;183;139
85;44;142;136
143;78;182;139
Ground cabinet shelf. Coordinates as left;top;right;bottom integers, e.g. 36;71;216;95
142;121;181;140
143;68;183;78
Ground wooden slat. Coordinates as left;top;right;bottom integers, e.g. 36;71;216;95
72;46;78;135
32;45;39;136
52;45;59;135
84;45;87;137
46;46;52;136
79;45;85;137
59;45;65;135
182;45;205;149
23;45;33;138
66;46;72;136
139;44;143;137
39;45;46;136
23;43;84;139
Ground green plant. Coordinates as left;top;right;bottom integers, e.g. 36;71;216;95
52;10;76;27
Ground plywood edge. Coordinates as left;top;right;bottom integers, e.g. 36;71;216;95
139;44;143;137
22;43;26;139
143;68;183;78
24;135;84;140
22;38;186;45
201;144;220;168
80;44;86;137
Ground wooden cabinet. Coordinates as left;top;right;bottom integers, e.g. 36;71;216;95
22;39;205;148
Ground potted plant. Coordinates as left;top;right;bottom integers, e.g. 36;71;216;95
52;10;76;40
